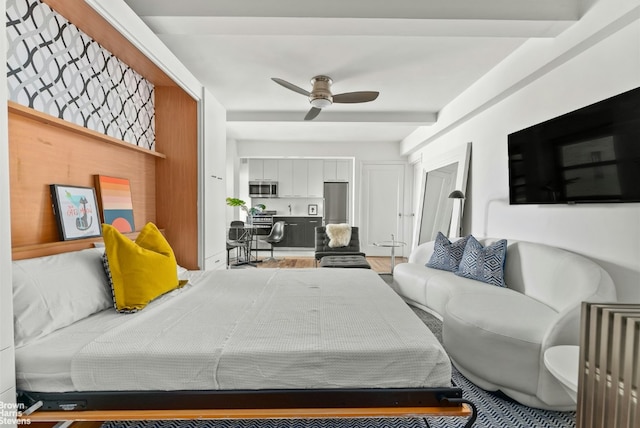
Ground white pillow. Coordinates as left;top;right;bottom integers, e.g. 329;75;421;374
326;223;352;248
12;248;113;347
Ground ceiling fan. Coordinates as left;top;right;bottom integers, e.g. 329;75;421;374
271;75;379;121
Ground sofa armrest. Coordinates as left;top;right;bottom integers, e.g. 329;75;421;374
541;304;582;350
408;241;436;265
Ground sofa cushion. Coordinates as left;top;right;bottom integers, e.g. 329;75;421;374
392;263;440;306
426;232;470;272
444;292;558;395
455;236;507;287
425;271;509;316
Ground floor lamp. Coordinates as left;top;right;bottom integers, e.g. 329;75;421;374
448;190;465;237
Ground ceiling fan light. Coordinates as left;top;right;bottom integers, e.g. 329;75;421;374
310;97;332;108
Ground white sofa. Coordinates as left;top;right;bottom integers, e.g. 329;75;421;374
393;237;617;411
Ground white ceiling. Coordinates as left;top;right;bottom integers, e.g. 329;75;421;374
123;0;579;146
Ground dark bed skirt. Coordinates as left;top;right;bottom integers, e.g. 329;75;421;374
19;387;464;412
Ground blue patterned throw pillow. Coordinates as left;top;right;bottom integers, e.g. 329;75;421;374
426;232;471;272
455;236;508;287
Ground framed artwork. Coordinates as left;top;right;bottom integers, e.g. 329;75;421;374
308;204;318;215
95;175;135;233
49;184;102;240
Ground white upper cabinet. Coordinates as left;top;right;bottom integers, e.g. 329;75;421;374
263;159;278;181
307;160;324;197
248;159;263;181
249;158;353;198
277;159;294;197
292;160;308;197
249;159;277;181
324;159;351;182
336;160;352;181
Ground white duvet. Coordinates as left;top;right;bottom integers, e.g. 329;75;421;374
18;268;451;392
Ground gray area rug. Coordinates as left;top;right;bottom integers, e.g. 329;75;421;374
101;277;576;428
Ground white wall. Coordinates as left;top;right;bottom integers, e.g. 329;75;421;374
405;0;640;302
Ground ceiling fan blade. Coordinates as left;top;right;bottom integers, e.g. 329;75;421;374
271;78;310;96
333;91;379;103
304;107;322;121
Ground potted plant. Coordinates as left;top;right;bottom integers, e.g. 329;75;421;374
226;198;266;222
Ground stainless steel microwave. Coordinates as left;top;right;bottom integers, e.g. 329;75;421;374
249;181;278;198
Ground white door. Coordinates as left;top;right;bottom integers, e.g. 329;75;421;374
360;163;405;257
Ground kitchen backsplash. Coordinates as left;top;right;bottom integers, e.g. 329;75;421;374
252;197;324;217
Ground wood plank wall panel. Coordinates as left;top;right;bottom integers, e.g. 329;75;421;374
155;87;199;269
8;111;156;248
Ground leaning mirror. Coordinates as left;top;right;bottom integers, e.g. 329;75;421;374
418;162;458;244
412;143;471;249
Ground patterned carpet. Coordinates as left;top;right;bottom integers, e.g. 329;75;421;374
101;291;576;428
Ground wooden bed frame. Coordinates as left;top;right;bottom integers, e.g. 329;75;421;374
18;390;476;427
9;2;477;427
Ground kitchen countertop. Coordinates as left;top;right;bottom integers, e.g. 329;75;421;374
273;215;323;218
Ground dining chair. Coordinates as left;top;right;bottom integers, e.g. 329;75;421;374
261;221;286;262
226;220;247;266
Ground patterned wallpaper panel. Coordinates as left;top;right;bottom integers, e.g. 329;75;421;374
5;0;155;150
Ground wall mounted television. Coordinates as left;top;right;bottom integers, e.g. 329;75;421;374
508;86;640;204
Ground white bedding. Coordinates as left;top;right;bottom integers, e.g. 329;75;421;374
16;268;451;392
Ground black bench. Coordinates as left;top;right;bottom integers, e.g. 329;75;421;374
319;255;371;269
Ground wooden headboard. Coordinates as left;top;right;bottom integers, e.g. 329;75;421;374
9;1;200;269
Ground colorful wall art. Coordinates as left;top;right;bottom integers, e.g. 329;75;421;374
49;184;102;240
95;175;135;233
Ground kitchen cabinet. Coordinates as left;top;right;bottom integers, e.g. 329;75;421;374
305;217;322;245
280;159;324;198
250;158;352;198
248;159;263;181
277;159;294;196
263;159;278;180
324;159;351;182
292;161;308;197
248;159;278;181
307;160;324;197
274;216;321;247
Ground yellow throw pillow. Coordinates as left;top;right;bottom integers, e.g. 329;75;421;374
102;222;183;312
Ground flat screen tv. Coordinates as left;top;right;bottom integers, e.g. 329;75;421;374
508;86;640;204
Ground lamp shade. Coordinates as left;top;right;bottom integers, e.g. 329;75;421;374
448;190;465;199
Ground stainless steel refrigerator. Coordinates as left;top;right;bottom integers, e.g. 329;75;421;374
323;182;349;224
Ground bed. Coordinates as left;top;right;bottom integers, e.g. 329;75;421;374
12;248;476;426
